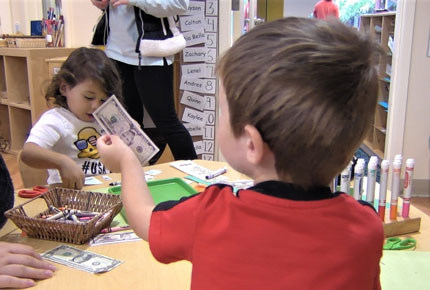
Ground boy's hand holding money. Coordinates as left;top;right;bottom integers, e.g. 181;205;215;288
98;134;154;241
97;135;138;173
0;242;56;289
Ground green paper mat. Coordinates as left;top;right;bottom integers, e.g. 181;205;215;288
95;178;198;225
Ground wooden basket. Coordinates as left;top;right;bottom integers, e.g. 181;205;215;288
5;188;122;244
6;37;46;48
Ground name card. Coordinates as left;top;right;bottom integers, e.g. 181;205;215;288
205;16;218;32
205;64;216;78
180;77;216;94
183;47;207;63
184;123;204;136
184;29;206;47
184;1;205;16
203;125;215;139
204;95;216;110
180;14;206;32
180;90;205;111
205;110;216;125
206;48;217;63
205;32;217;48
203;140;215;154
194;140;204;155
182;107;206;124
202;154;214;160
205;0;218;16
181;63;207;79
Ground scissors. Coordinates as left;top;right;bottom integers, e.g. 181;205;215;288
18;186;49;198
383;237;416;250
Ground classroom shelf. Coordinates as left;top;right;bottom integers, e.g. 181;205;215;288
0;48;74;154
360;12;395;157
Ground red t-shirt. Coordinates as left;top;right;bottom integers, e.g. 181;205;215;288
314;0;340;19
149;181;383;290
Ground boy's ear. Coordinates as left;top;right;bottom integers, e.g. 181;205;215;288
243;124;265;165
59;81;69;96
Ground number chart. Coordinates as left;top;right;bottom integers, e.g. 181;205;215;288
178;0;219;161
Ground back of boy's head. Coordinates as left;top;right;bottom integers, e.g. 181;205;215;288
46;47;122;108
217;17;381;189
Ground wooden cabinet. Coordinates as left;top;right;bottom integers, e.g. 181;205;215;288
0;48;74;154
360;12;395;159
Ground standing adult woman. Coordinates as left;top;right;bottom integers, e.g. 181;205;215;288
90;0;197;162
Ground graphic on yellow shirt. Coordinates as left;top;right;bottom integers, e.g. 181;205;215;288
74;127;101;159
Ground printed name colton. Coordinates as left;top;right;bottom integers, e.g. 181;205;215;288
185;20;202;25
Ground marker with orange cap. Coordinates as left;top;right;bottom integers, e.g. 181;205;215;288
378;160;389;221
390;159;402;220
402;158;415;218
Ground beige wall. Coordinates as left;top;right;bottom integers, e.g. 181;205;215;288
402;0;430;194
1;0;100;47
0;0;13;34
62;0;101;47
283;0;316;17
1;0;42;35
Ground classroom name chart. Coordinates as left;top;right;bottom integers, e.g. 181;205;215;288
179;0;218;160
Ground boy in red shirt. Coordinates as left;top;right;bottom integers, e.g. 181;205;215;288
98;17;384;290
314;0;340;19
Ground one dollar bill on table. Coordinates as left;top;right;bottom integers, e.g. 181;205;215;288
93;95;159;165
42;245;123;274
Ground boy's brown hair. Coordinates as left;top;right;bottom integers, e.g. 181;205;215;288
45;47;122;108
217;17;380;189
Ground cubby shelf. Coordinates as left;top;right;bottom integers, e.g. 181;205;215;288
360;12;395;159
0;48;74;154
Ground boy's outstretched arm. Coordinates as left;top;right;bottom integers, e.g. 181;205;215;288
21;143;84;189
97;135;154;241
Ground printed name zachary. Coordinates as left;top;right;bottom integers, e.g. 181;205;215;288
185;51;206;57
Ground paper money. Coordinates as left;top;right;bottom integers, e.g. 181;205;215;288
90;231;141;246
42;245;123;274
93;95;159;165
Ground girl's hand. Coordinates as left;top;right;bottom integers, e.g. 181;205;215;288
90;0;109;10
0;242;56;289
58;157;85;189
97;135;136;173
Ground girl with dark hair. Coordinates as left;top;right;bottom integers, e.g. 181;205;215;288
21;47;122;189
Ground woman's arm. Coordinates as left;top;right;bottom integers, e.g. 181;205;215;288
21;143;85;189
113;0;188;17
90;0;109;10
